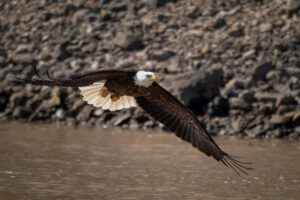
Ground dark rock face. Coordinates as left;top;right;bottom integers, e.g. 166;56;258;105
172;68;223;114
1;0;300;139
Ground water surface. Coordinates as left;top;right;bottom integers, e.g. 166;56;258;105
0;122;299;200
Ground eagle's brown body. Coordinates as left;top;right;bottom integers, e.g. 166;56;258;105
104;76;146;97
15;67;252;175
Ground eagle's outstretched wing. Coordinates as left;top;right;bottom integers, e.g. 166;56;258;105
135;82;252;175
15;66;135;87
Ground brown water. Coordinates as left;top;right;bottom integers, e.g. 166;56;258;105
0;122;299;200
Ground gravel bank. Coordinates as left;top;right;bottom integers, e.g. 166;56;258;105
0;0;300;138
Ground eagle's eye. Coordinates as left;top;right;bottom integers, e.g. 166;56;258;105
146;74;152;78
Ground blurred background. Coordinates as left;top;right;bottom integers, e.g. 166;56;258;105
1;0;300;138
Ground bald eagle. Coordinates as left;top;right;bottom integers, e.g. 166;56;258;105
16;67;252;175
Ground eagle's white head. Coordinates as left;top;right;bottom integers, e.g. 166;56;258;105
134;71;157;87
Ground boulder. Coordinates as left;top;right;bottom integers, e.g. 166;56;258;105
172;67;224;114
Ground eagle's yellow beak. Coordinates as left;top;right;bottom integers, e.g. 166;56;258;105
151;74;157;81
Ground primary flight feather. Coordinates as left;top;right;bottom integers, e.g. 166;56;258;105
16;67;252;175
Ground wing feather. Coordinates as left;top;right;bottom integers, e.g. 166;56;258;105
15;66;135;87
135;82;252;175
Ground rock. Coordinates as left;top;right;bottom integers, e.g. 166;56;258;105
202;6;218;17
93;109;104;117
100;9;111;21
276;95;298;106
227;78;246;89
208;96;229;116
110;1;128;12
81;43;97;53
55;108;65;120
156;0;178;7
247;125;263;138
9;91;28;111
172;67;224;114
286;0;300;16
15;44;35;53
11;53;37;65
137;0;157;9
229;97;251;110
289;127;300;139
276;105;297;115
0;92;9;112
266;70;284;82
242;49;256;59
114;33;144;51
39;92;61;110
113;113;131;126
103;112;116;123
116;59;137;68
147;49;175;61
186;5;202;19
270;113;293;126
228;23;244;37
70;99;85;112
167;56;188;73
53;42;71;61
252;61;275;82
76;106;92;122
259;23;272;33
292;112;300;126
270;114;287;125
135;114;149;124
213;17;226;29
222;78;247;97
0;56;6;67
255;92;279;104
239;91;256;104
0;48;7;57
63;3;78;15
12;107;31;119
231;117;248;133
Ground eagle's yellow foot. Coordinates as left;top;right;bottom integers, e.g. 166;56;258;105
111;94;121;102
100;88;109;97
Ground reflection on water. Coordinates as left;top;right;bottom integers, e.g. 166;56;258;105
0;122;299;200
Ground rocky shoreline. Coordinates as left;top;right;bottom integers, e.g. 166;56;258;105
0;0;300;139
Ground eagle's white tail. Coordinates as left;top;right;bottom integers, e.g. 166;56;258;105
79;82;137;111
